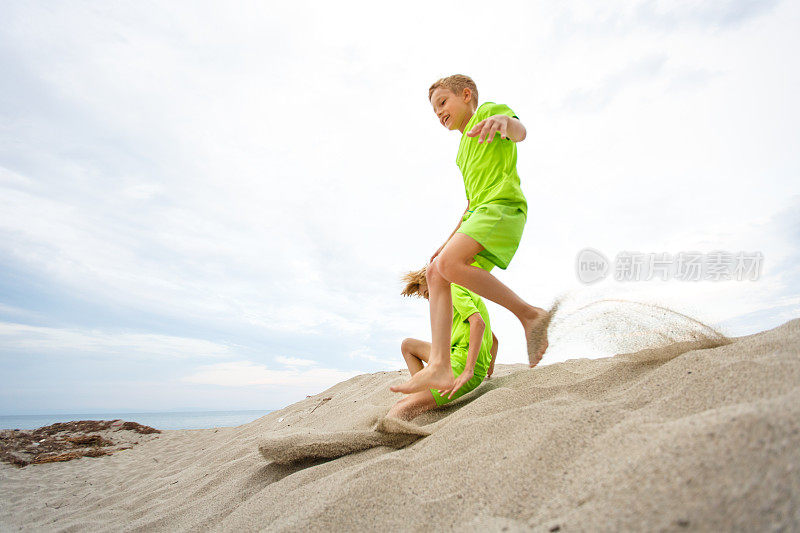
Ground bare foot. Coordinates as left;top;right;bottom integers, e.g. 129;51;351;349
390;363;454;394
524;307;552;368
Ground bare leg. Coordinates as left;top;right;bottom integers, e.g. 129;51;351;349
390;265;456;393
386;390;438;421
436;233;550;367
388;340;438;420
400;338;430;376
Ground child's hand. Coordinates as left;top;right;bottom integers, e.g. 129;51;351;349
439;369;474;399
466;115;510;144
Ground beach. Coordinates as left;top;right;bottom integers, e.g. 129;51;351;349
1;318;798;531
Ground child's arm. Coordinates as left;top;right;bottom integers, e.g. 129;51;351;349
466;115;526;144
430;200;471;264
487;333;498;378
439;313;485;399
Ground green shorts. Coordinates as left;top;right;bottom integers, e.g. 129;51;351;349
430;348;488;406
457;202;526;271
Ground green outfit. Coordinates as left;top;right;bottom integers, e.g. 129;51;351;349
456;102;528;271
430;284;494;406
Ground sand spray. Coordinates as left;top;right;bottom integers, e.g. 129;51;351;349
540;292;732;365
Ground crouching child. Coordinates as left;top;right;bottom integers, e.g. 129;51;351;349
387;267;499;421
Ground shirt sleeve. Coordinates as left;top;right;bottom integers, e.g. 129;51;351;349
451;285;480;323
485;102;518;119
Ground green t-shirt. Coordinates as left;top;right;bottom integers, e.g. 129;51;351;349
456;102;527;216
450;283;493;377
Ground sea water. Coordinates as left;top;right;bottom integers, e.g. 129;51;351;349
0;410;273;431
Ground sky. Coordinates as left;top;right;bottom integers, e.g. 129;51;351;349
1;0;798;414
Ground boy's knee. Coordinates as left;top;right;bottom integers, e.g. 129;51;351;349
426;261;448;284
400;338;417;354
436;254;461;281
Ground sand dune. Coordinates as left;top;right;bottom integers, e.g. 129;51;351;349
1;318;798;531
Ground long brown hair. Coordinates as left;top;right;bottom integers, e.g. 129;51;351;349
401;266;428;299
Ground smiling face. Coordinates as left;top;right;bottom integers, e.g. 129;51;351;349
430;86;476;133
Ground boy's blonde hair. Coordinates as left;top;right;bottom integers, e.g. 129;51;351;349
401;266;428;299
428;75;479;109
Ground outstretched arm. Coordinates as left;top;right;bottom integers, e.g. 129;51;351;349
487;333;498;378
467;115;526;143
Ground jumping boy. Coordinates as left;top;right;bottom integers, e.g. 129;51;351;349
387;267;499;421
391;74;550;395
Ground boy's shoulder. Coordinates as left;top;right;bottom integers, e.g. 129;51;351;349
476;101;518;120
451;283;483;306
463;102;519;135
451;283;472;296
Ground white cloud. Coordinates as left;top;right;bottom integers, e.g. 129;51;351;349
181;360;360;388
561;54;667;112
0;166;34;188
635;0;780;29
275;355;316;367
0;322;234;359
348;346;405;370
0;303;43;321
122;182;164;200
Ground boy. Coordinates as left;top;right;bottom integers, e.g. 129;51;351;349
387;267;499;421
391;74;550;395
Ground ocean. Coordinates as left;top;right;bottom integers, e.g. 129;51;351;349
0;410;274;431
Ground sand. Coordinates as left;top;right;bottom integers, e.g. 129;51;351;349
1;318;798;531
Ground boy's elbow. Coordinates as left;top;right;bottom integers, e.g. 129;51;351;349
510;118;526;142
468;314;485;330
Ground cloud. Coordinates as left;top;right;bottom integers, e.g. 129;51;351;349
634;0;781;30
0;322;234;359
561;54;667;113
754;196;800;303
348;346;405;370
0;303;43;321
275;355;316;367
666;66;721;93
181;360;361;388
0;162;379;339
550;0;780;40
